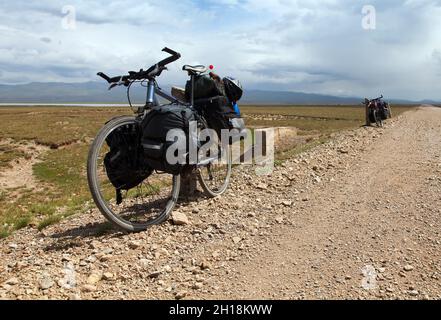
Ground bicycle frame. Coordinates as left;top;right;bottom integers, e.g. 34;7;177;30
144;79;191;109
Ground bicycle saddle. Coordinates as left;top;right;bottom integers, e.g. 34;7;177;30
182;65;207;75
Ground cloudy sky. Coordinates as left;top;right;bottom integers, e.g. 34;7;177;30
0;0;440;100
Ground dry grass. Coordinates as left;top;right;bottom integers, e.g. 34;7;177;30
0;144;26;169
0;107;132;236
0;104;417;237
241;105;416;134
0;107;132;147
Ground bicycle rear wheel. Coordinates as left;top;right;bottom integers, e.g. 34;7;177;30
198;142;232;197
87;115;180;232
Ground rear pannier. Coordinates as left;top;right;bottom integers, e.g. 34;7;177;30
141;105;197;174
194;95;247;143
185;74;225;100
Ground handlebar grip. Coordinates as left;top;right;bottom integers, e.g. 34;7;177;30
97;72;124;84
97;72;111;83
158;48;181;67
162;47;179;56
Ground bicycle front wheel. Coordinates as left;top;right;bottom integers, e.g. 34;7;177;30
87;115;180;232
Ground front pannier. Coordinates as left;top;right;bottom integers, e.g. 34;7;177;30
141;105;197;174
104;121;152;204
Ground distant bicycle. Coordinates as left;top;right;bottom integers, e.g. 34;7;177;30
363;95;391;127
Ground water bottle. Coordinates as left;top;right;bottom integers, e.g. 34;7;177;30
233;102;241;115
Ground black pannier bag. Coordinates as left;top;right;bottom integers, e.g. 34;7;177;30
194;95;246;143
185;74;225;100
369;108;377;123
141;105;197;174
379;102;388;120
104;122;152;204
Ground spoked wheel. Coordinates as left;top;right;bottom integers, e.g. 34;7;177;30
197;142;232;197
87;115;180;232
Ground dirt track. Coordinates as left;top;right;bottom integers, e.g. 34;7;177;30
1;106;441;300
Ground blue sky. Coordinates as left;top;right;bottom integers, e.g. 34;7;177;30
0;0;440;100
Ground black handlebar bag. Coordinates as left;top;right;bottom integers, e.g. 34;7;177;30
141;105;197;174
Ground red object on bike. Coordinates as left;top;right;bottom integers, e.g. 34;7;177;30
209;65;214;70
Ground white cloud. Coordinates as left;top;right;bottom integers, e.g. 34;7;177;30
0;0;440;100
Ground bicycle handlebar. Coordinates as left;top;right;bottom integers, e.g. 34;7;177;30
97;47;181;88
158;47;181;67
362;95;384;104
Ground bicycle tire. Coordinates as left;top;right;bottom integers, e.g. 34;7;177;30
87;115;180;232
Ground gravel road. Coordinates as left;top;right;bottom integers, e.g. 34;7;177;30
1;105;440;300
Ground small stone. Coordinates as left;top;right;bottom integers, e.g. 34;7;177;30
257;183;268;190
200;261;212;270
102;273;114;281
282;201;293;207
87;271;103;285
82;284;96;293
39;277;54;290
408;290;419;296
345;275;352;280
171;211;190;225
128;240;142;249
313;176;321;183
90;241;101;249
192;208;200;213
5;278;19;286
69;293;82;300
175;291;188;300
403;265;414;272
61;254;71;262
2;284;12;292
192;283;203;290
139;259;151;268
100;255;112;262
8;243;18;249
148;271;162;279
232;237;241;244
275;216;284;224
163;265;172;273
86;255;97;263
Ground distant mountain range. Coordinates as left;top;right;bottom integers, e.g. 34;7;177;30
0;81;438;105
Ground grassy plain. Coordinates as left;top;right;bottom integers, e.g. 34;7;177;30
0;105;416;237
